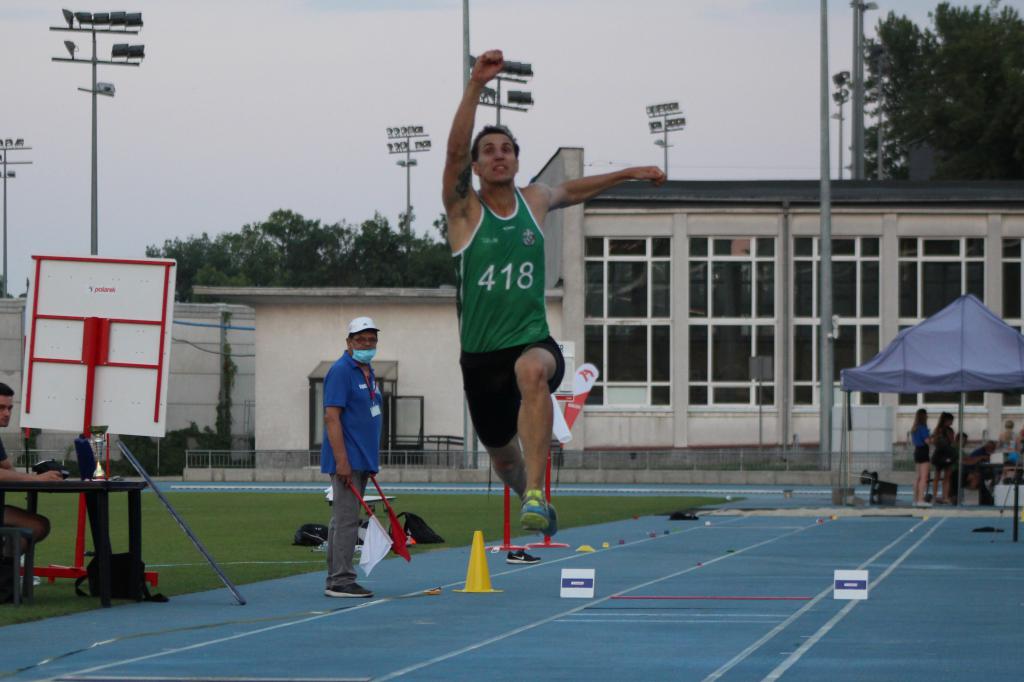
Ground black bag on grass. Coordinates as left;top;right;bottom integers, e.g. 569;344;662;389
294;523;329;546
398;512;444;544
75;553;167;602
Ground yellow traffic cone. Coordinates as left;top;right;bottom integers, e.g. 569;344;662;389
455;530;502;593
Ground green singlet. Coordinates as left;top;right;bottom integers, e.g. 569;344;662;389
455;187;549;353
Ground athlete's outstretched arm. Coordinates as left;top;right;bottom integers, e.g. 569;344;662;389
545;166;666;210
442;49;504;249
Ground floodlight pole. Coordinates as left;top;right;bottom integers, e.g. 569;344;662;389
646;102;685;179
820;0;835;470
385;126;431;233
0;141;33;298
851;0;877;180
90;29;98;254
51;12;144;255
462;0;470;88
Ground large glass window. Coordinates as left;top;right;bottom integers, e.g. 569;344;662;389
792;237;881;406
689;236;775;405
584;237;671;407
898;237;985;406
899;237;985;318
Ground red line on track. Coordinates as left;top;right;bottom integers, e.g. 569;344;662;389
611;595;811;601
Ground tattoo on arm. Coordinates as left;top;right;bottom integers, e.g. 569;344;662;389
456;165;472;199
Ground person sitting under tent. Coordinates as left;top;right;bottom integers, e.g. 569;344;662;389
959;440;996;506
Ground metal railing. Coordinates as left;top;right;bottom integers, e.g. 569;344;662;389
184;446;915;473
6;449;73;468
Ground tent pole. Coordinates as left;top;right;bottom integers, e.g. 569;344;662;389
957;393;965;508
842;390;851;506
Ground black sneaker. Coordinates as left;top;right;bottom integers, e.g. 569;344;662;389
324;583;374;598
506;550;540;565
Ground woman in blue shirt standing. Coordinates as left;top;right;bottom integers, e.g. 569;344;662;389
911;408;932;507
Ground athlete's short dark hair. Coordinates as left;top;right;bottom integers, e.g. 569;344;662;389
471;125;520;162
0;382;13;397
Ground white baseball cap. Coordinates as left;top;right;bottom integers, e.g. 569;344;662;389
347;316;379;336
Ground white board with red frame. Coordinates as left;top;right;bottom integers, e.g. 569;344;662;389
20;255;177;437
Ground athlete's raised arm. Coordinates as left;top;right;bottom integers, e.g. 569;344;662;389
442;49;505;251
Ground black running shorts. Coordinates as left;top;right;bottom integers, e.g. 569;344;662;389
459;336;566;448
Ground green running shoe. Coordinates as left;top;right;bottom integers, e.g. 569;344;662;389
520;489;558;536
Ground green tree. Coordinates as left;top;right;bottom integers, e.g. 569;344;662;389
866;1;1024;179
147;209;455;301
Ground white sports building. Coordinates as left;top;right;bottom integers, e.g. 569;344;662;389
199;148;1024;455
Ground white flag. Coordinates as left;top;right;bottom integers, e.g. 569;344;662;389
359;515;392;577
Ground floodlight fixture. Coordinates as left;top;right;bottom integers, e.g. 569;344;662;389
62;9;74;28
64;40;78;59
3;140;10;147
832;70;850;87
109;11;126;26
5;171;13;179
646;101;680;118
125;12;143;28
502;61;533;77
112;43;144;59
95;82;116;96
664;115;687;132
92;12;110;25
15;140;23;147
74;11;92;25
508;91;533;106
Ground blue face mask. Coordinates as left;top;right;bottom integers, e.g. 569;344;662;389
352;348;376;364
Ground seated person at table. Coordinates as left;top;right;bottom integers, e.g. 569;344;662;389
0;382;63;553
961;440;996;506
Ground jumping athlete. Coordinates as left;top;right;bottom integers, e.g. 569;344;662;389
442;49;665;538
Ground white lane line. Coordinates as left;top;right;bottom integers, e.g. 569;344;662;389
571;612;786;618
557;614;786;622
375;520;819;681
761;517;946;681
53;517;744;680
56;599;389;680
702;517;934;682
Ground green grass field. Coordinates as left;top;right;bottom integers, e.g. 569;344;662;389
1;490;723;626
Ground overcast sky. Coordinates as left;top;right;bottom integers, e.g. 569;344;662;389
0;0;965;295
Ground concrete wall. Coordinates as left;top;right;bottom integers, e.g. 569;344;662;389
0;300;254;453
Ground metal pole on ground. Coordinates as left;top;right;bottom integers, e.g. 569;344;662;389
118;441;246;605
957;393;965;507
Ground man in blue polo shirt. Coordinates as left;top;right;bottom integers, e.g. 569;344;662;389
321;316;383;598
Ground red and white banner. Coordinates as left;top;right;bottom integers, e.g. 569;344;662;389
564;363;599;431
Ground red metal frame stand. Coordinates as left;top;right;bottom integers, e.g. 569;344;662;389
485;486;526;552
525;447;569;549
28;312;158;587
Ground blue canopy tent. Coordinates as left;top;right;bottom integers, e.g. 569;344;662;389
842;294;1024;394
840;294;1024;508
